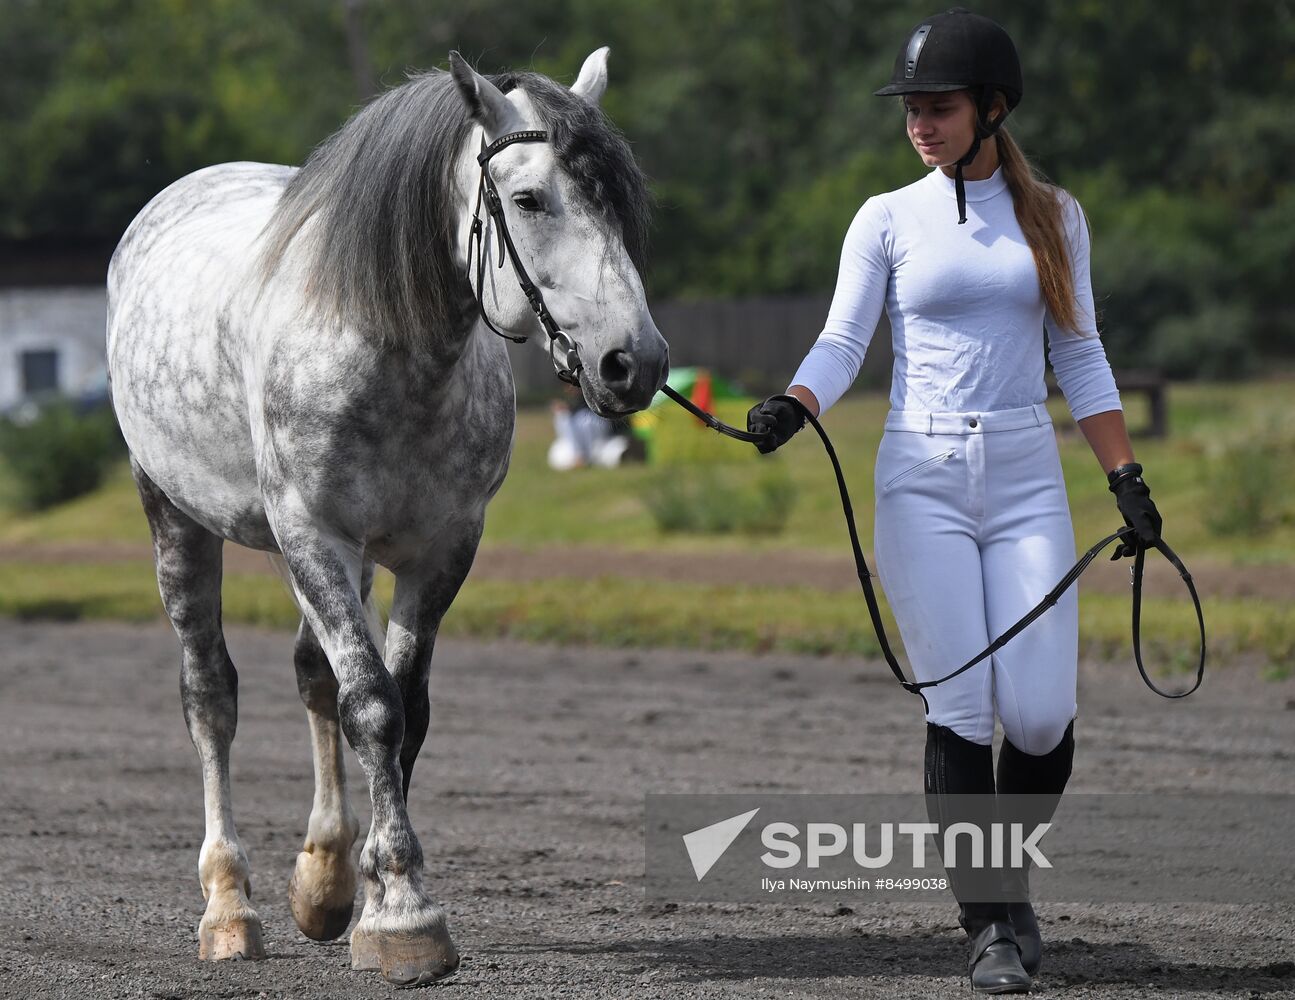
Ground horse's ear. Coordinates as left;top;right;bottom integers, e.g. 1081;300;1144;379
449;51;514;132
570;47;610;105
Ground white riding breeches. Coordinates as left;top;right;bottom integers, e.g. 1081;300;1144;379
873;403;1078;754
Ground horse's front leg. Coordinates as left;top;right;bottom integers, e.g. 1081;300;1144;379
351;528;482;978
285;596;363;939
275;525;459;987
286;561;382;941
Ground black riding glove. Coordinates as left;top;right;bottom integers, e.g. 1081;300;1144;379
1108;463;1163;559
747;395;806;455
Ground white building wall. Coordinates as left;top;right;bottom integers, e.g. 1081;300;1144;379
0;287;108;411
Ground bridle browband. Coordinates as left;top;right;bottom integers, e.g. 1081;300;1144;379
468;129;582;385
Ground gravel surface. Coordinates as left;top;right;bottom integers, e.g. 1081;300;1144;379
1;619;1292;999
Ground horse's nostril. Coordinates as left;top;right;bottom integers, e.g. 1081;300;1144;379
599;349;635;390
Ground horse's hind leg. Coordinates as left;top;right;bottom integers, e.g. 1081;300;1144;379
132;459;265;961
286;569;369;941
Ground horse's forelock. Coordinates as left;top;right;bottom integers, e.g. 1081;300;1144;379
497;72;653;274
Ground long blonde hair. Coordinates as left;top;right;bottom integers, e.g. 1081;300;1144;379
994;124;1083;333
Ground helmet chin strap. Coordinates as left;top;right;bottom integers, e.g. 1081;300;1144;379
953;141;980;226
953;88;1008;224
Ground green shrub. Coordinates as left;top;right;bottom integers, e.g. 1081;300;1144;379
0;402;125;511
1147;305;1260;380
644;466;797;535
1202;429;1293;537
638;398;762;465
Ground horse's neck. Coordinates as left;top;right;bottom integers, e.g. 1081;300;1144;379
429;288;490;375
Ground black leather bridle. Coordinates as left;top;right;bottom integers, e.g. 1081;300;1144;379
468;130;582;385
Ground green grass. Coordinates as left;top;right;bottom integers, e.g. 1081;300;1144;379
1;379;1293;668
4;380;1295;560
0;561;301;626
0;461;151;544
0;559;1278;679
482;379;1295;562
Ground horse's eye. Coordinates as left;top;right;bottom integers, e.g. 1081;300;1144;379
512;192;542;213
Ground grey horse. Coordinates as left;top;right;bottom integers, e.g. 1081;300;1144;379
107;49;668;986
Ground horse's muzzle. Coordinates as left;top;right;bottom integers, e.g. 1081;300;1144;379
589;340;668;414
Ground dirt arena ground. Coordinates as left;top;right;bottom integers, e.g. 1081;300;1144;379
1;619;1292;998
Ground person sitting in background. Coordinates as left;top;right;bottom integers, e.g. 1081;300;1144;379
548;387;631;470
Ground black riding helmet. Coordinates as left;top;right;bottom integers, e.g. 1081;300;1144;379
875;8;1022;224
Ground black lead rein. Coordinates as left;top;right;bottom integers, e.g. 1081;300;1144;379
662;386;1206;707
464;127;1204;703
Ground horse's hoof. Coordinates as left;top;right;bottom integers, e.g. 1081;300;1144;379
198;916;266;961
377;931;461;988
350;925;382;972
351;923;460;985
289;851;356;941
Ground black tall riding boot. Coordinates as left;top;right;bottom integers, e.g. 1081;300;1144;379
995;720;1075;976
925;723;1030;994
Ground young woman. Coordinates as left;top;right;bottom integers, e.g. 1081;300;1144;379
748;9;1162;994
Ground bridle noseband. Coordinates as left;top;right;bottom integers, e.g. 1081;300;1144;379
468;130;582;385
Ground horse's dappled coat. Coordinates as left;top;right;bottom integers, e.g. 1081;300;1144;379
107;50;667;986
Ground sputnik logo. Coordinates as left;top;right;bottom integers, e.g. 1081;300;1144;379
682;808;760;881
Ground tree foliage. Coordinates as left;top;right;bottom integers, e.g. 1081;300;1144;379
2;0;1291;374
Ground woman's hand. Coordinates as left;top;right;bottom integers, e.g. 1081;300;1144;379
1108;463;1163;558
747;395;806;454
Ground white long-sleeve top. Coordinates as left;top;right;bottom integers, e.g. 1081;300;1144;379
790;166;1122;420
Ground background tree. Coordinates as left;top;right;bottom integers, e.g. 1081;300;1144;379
1;0;1290;374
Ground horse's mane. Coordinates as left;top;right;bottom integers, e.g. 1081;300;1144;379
257;68;652;349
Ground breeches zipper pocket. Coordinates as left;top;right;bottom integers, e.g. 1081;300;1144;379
882;448;957;493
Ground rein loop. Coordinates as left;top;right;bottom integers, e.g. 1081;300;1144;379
660;388;1206;705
